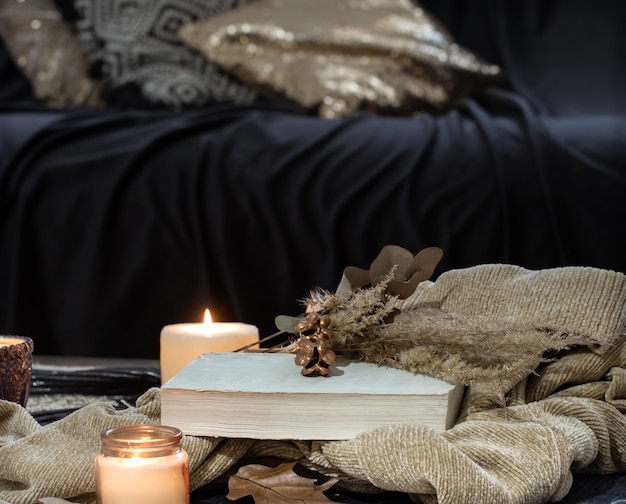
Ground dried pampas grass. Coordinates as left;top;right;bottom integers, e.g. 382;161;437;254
302;275;575;407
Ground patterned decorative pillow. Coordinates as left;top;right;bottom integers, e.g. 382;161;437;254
72;0;257;108
0;0;104;107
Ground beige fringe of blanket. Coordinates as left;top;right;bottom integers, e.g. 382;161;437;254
1;264;626;504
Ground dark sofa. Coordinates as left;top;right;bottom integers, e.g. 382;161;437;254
1;0;626;360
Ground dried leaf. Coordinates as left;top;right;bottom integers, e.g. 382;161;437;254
227;461;338;504
338;245;444;299
369;244;414;284
405;246;444;283
275;314;304;334
336;266;370;297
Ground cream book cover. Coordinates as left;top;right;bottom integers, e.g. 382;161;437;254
160;352;465;440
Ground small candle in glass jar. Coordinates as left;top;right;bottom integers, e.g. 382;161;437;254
95;424;189;504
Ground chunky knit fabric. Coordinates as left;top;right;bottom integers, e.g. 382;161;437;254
1;264;625;504
398;264;626;346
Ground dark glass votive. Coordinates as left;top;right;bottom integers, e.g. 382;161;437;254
0;335;34;407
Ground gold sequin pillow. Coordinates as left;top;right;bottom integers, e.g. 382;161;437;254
0;0;103;107
179;0;503;118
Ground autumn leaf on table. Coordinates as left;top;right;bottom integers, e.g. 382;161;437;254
227;461;338;504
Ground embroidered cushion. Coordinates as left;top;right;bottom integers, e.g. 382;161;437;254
72;0;257;108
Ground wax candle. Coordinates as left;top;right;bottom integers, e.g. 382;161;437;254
95;424;189;504
160;309;259;384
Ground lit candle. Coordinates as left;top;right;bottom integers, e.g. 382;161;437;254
160;309;259;384
95;424;189;504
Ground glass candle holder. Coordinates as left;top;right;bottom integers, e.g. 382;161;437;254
0;335;34;407
95;424;189;504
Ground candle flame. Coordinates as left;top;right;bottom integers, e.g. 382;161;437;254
203;309;213;330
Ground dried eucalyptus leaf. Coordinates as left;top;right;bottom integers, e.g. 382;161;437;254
369;244;415;284
405;246;444;281
275;315;303;334
341;266;370;292
386;274;425;299
335;273;353;298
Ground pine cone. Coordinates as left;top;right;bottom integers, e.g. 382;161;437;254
293;312;336;377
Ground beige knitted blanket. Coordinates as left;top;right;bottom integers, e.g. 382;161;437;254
1;264;626;504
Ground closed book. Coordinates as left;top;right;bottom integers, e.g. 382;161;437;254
160;352;465;440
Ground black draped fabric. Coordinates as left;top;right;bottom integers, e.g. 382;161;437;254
0;37;40;105
1;92;625;358
189;473;626;504
419;0;626;117
2;0;626;358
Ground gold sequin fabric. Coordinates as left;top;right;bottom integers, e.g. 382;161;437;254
179;0;503;118
0;0;104;107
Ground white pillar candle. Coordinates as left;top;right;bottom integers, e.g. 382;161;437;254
160;309;259;384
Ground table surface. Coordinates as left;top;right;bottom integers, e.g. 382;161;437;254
27;355;626;504
33;354;160;369
28;354;161;423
